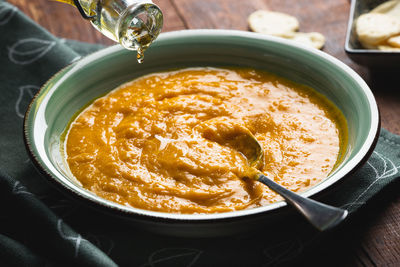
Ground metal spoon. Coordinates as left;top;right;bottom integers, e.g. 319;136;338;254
233;131;348;231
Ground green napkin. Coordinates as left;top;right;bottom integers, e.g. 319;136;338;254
1;1;400;266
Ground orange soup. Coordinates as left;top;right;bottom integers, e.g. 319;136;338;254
65;67;347;213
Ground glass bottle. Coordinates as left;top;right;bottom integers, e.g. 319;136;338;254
56;0;163;63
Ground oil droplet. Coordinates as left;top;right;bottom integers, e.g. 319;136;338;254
137;47;144;64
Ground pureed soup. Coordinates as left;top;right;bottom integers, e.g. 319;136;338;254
64;67;347;214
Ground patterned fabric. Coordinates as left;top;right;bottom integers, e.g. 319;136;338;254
0;1;399;266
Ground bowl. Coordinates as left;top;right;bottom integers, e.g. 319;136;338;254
24;29;380;237
345;0;400;68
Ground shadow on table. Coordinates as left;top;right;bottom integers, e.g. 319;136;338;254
366;69;400;93
294;177;400;266
365;68;400;135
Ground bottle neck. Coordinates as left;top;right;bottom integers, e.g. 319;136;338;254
76;0;96;15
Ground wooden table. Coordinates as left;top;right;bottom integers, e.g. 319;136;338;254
9;0;400;265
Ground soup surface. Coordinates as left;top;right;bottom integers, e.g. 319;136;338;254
65;67;346;213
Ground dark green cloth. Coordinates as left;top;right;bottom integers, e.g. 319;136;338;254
1;1;400;266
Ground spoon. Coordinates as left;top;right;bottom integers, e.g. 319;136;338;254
232;131;348;231
199;117;348;231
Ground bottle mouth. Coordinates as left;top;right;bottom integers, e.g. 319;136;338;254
117;2;164;52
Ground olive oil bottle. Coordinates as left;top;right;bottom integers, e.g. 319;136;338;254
55;0;163;63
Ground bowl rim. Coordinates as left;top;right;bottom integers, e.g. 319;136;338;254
24;29;380;222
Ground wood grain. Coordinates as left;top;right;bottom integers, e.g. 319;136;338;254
7;0;400;265
171;0;267;30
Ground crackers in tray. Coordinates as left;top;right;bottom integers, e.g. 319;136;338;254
356;0;400;51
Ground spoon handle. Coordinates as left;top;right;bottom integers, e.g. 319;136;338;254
257;174;348;231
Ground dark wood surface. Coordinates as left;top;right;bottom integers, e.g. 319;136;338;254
9;0;400;265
